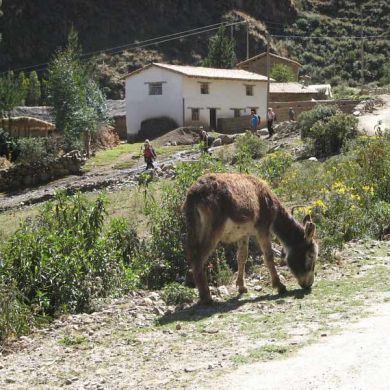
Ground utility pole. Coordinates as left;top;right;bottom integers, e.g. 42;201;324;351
246;22;249;59
360;8;365;85
266;33;271;112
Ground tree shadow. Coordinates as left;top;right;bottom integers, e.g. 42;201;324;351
157;288;311;326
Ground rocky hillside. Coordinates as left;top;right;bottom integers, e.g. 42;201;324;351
0;1;388;98
283;0;390;85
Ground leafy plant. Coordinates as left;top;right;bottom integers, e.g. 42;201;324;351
298;105;338;139
47;28;108;154
1;192;125;315
161;282;196;305
270;64;296;82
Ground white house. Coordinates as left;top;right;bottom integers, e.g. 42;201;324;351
124;63;268;139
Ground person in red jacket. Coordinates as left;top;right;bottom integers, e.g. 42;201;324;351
143;139;157;170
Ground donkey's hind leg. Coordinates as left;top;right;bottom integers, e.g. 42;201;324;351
256;232;287;294
236;237;249;294
191;235;222;305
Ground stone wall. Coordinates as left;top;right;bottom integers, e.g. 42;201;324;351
0;151;86;192
217;115;253;134
270;99;357;121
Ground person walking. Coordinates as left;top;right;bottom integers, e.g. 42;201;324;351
143;139;157;170
250;110;260;133
266;107;276;138
288;107;296;122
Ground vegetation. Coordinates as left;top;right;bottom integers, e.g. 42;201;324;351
0;72;25;117
47;29;108;154
203;25;237;69
270;64;296;82
25;71;41;106
285;1;390;85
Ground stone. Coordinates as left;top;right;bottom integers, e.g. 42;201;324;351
211;138;222;147
217;286;229;295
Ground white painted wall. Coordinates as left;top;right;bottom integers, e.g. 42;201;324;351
125;67;184;137
183;78;267;128
125;65;268;138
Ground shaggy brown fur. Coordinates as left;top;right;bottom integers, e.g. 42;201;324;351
183;173;318;304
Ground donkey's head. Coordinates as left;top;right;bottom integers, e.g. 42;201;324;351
286;215;318;289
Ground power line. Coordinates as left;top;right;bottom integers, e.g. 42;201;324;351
0;20;247;75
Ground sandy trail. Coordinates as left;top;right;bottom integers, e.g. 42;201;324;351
358;94;390;135
203;303;390;390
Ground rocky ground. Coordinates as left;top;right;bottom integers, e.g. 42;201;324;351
1;239;389;389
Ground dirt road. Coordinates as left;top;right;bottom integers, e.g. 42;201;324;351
358;94;390;135
204;303;390;390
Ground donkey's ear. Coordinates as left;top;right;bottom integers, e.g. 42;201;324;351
303;214;312;224
304;222;316;242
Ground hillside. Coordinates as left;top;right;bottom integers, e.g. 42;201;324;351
0;1;388;98
282;0;390;85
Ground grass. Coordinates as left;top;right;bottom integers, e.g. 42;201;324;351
84;142;188;171
58;334;88;346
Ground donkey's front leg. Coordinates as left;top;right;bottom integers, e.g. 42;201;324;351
256;232;287;294
236;237;249;294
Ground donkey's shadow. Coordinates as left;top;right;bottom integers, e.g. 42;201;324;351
157;288;311;326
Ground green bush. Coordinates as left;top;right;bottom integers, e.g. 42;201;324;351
256;151;293;187
0;281;33;343
308;114;358;157
1;192;126;315
161;282;196;305
270;64;296;82
298;105;338;139
235;131;268;173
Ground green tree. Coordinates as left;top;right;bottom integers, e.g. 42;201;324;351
0;72;25;117
47;29;108;155
203;25;236;69
381;60;390;86
26;71;41;106
270;64;296;82
17;72;29;105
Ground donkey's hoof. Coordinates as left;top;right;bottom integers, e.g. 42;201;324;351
238;286;248;294
277;284;287;295
198;297;213;306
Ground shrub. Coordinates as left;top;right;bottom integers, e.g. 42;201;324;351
235;131;268;163
256;151;293;187
161;282;196;305
307;114;358;157
1;192;126;315
270;64;296;82
298;105;338;139
0;281;33;343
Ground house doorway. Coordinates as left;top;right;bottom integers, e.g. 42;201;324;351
209;108;217;130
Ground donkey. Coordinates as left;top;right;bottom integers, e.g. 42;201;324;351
183;173;318;304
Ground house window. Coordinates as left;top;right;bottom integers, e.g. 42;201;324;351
200;83;209;94
233;109;241;118
149;82;162;95
245;85;254;96
191;108;200;121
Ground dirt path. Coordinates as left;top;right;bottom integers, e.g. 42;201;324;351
358;94;390;135
0;241;389;390
203;303;390;390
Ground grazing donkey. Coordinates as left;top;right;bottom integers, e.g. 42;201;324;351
183;173;318;304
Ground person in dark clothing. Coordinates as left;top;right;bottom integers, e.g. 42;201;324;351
266;107;276;138
199;126;214;153
143;139;157;170
288;107;296;122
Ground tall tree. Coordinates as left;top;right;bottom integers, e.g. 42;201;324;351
0;72;25;117
270;64;296;82
203;25;236;69
47;29;108;155
26;71;41;106
17;71;29;105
